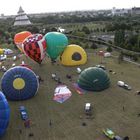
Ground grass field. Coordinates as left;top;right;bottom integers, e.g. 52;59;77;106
1;49;140;140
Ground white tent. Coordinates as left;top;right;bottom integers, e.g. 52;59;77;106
104;52;111;57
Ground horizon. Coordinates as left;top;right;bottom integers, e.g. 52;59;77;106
0;0;139;16
1;6;138;16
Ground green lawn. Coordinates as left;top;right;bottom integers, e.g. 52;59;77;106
1;49;140;140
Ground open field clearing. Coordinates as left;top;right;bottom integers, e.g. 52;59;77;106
0;50;140;140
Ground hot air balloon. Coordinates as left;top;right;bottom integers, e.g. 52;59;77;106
0;49;4;55
0;91;10;137
14;31;32;52
45;32;68;61
78;67;110;91
1;66;39;101
22;34;46;64
60;44;87;66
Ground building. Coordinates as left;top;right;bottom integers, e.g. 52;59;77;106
112;7;129;16
131;7;140;15
14;6;32;26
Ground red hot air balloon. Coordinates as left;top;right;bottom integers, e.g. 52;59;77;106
22;34;47;64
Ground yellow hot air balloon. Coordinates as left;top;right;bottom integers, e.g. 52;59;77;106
0;49;4;55
60;44;87;66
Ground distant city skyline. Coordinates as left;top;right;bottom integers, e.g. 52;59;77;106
0;0;139;15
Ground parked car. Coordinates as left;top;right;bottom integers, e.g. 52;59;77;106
103;128;123;140
117;81;132;90
103;128;115;139
85;103;92;115
123;84;132;90
19;106;28;120
95;65;106;70
0;55;7;61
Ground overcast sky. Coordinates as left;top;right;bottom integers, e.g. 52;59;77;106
0;0;140;15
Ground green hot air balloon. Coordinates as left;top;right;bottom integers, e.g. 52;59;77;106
77;67;110;91
45;32;68;61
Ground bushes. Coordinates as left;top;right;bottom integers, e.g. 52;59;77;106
121;51;139;62
106;46;112;52
91;43;98;49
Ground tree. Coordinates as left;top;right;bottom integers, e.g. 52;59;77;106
118;51;124;64
50;27;57;32
132;54;138;61
72;31;86;37
114;30;125;46
84;43;89;49
106;46;112;52
27;26;39;33
108;40;113;44
82;26;90;34
91;43;98;49
124;34;140;52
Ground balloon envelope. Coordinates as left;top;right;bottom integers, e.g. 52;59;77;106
14;31;32;52
78;67;110;91
45;32;68;60
60;44;87;66
23;34;46;64
0;91;10;137
0;49;4;55
1;66;39;101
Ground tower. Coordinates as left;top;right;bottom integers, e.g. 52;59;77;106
14;6;32;26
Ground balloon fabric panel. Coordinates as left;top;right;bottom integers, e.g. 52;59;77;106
0;92;10;137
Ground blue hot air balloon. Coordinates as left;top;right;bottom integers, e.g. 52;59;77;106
1;66;39;101
0;91;10;137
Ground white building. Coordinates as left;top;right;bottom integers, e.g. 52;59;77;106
112;7;129;16
131;7;140;15
14;6;32;26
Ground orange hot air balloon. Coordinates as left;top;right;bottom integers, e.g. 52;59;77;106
14;31;32;52
22;34;47;64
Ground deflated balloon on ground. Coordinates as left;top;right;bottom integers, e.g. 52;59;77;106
1;66;39;100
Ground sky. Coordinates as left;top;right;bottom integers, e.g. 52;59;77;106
0;0;140;15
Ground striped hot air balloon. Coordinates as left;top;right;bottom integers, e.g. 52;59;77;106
23;34;47;64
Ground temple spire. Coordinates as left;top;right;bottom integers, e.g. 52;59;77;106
14;6;32;26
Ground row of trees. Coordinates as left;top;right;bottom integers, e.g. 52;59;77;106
114;30;140;52
0;13;139;54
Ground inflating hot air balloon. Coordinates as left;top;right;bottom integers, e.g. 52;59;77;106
0;91;10;137
14;31;32;52
22;34;46;64
60;44;87;66
1;66;39;101
78;67;110;91
45;32;68;61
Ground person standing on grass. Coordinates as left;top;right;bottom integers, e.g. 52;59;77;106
49;119;52;126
